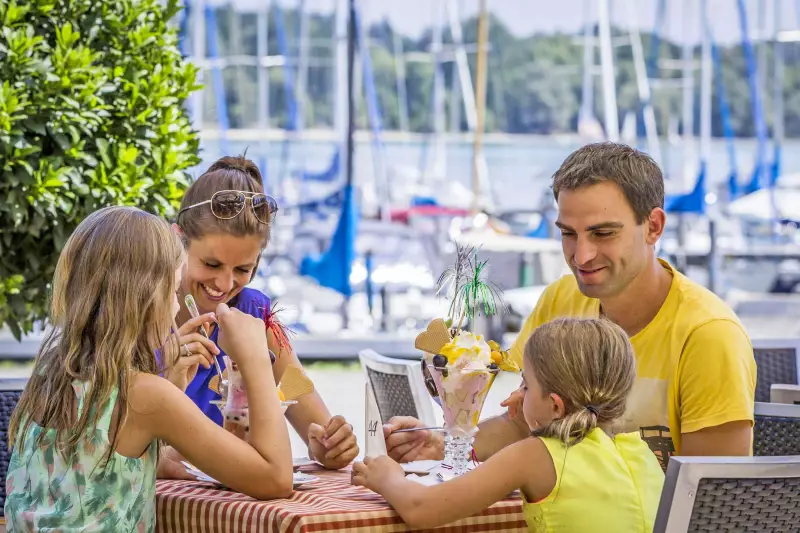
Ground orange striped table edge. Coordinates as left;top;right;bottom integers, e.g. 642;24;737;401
156;465;527;532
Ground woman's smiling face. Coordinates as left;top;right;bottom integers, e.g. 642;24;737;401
181;233;263;314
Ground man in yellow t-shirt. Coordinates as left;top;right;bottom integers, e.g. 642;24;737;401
383;142;756;466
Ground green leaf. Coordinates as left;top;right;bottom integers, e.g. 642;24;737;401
0;0;200;336
119;145;137;164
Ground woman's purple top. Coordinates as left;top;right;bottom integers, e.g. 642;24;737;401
184;287;270;425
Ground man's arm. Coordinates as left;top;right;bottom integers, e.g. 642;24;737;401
677;319;757;456
681;420;753;456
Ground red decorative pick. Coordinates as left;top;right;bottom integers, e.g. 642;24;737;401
262;302;294;353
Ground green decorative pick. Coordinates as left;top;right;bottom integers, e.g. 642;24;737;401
436;244;475;325
436;242;505;333
455;255;505;330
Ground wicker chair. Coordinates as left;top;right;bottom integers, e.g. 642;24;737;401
0;378;27;518
654;456;800;532
751;338;800;403
753;402;800;457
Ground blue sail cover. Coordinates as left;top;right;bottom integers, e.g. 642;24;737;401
526;215;550;238
300;185;359;297
666;162;706;214
300;150;341;182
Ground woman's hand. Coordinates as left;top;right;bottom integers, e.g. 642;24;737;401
308;415;359;470
162;312;218;391
351;455;405;492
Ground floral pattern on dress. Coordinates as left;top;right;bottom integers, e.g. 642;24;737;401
5;382;157;532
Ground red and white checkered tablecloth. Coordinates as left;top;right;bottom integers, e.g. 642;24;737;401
156;465;527;532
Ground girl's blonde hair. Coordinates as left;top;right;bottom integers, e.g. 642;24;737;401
525;317;635;446
9;206;184;462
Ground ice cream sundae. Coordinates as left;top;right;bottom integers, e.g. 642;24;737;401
414;244;519;475
209;357;313;442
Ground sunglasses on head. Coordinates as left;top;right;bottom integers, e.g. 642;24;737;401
178;190;278;224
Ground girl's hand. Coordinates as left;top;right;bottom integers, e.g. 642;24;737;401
308;415;359;469
215;303;271;367
351;455;405;492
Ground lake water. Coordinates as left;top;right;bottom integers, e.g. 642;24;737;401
194;133;794;212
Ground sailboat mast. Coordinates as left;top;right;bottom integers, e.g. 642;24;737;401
579;0;595;130
393;32;410;133
681;0;695;190
624;0;661;163
192;0;206;129
257;3;270;130
346;0;355;189
472;0;489;213
773;1;784;149
296;0;310;132
431;1;446;178
597;0;619;142
699;0;711;165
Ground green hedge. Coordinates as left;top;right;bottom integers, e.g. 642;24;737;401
0;0;201;339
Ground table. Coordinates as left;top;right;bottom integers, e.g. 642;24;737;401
156;465;527;532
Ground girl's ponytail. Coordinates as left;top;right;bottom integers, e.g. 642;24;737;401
524;318;635;447
534;405;600;446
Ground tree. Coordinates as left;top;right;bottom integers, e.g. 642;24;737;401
0;0;201;339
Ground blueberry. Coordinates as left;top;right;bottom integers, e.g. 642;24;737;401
432;354;447;368
488;362;498;370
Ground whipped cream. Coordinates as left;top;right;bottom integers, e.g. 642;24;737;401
439;331;492;371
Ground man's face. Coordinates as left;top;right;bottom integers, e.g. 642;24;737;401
555;181;661;299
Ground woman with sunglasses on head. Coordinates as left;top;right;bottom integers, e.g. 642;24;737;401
158;155;359;479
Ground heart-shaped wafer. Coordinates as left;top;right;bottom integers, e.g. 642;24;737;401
414;318;452;355
278;365;315;401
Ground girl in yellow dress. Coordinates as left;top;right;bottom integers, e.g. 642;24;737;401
352;317;664;532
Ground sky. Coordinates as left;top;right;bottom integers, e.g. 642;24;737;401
209;0;800;45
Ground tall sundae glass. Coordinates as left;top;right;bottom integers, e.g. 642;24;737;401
424;332;498;476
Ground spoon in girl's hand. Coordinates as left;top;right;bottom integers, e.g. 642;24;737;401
185;294;227;395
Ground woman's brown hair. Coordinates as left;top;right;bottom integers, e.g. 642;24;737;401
176;155;272;248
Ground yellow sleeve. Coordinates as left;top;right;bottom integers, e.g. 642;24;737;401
676;319;757;434
508;283;558;368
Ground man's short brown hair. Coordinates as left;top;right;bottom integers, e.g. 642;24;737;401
551;142;665;223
